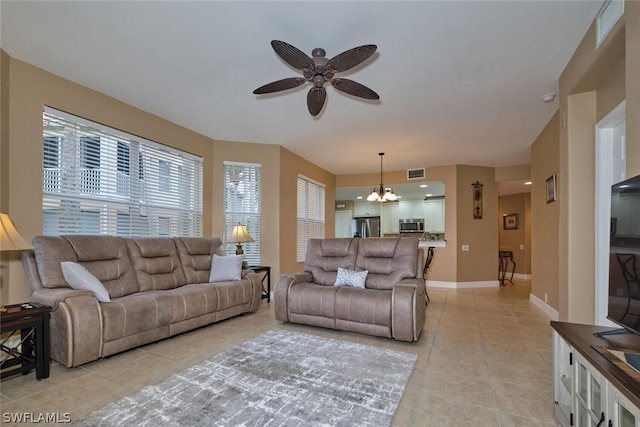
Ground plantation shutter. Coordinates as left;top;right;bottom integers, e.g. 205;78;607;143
297;174;325;262
223;161;261;266
42;107;203;237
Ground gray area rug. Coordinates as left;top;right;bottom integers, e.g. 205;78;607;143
74;329;417;426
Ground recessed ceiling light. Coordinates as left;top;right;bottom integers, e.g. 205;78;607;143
420;184;428;188
357;196;363;199
524;181;532;185
425;193;432;197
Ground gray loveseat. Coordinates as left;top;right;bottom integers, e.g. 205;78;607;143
21;235;262;367
274;237;425;342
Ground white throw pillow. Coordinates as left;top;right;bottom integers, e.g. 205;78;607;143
209;254;244;282
61;261;111;303
334;267;368;289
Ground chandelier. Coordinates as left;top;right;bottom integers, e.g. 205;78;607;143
367;153;397;202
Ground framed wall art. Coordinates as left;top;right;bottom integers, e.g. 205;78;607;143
503;213;518;230
472;181;483;219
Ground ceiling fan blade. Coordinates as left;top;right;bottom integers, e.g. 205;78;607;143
271;40;314;71
307;87;326;116
331;78;379;100
253;77;306;94
326;45;377;73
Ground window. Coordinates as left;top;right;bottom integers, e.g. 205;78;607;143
42;107;203;237
297;175;325;262
223;162;261;266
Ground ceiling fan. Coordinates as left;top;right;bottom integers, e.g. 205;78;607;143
253;40;380;116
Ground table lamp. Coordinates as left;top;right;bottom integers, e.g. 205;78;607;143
227;223;254;256
1;213;34;311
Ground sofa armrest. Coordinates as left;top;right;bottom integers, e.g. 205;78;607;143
274;272;312;321
391;283;426;342
32;288;103;367
398;277;426;297
240;270;262;312
31;288;95;310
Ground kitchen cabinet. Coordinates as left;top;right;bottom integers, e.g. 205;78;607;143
424;199;445;232
382;203;400;234
335;210;353;238
353;201;381;217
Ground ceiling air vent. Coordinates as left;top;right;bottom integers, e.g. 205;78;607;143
407;168;425;180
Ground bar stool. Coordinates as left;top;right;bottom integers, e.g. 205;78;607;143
422;246;435;303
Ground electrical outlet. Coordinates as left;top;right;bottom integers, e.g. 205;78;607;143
462;245;469;251
544;293;548;303
520;244;524;250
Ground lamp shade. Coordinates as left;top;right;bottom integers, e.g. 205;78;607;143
227;224;255;244
0;213;34;251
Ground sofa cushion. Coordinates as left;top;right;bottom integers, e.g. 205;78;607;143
355;237;419;290
287;283;338;318
335;287;392;327
304;238;359;286
33;236;80;289
334;267;368;288
33;235;139;298
125;238;186;291
61;262;111;302
174;237;225;284
101;292;173;342
164;284;219;323
209;254;243;282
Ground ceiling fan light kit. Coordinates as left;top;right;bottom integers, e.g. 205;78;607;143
253;40;379;116
368;153;397;203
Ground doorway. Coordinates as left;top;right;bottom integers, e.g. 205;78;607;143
595;101;626;325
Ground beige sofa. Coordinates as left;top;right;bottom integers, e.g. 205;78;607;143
274;237;425;342
21;235;262;367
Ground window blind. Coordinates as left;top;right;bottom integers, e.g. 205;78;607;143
42;107;203;237
297;174;325;262
223;161;261;266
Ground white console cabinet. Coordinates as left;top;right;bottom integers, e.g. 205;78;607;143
552;322;640;427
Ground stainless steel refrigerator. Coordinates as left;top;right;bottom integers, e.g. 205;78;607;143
351;217;380;238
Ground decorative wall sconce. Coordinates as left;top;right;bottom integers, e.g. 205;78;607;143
471;181;484;219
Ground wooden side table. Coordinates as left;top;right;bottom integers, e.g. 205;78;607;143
248;266;271;303
0;302;52;380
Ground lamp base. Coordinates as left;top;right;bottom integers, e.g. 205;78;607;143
235;244;244;255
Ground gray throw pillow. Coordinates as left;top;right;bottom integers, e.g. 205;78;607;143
209;254;244;282
334;267;368;289
61;261;111;302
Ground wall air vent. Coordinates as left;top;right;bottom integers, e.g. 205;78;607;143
407;168;425;180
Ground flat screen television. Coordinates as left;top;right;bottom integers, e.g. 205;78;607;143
607;173;640;335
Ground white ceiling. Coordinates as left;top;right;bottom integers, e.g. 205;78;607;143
1;1;603;177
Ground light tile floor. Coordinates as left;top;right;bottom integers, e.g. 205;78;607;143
0;279;555;426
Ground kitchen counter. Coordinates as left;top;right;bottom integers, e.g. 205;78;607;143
419;240;446;248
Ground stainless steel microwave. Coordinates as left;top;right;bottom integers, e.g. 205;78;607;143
399;219;424;233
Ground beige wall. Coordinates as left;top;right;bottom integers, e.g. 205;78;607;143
212;140;281;279
551;2;637;323
279;147;336;276
498;193;531;275
0;54;336;304
455;165;498;282
627;0;640;177
531;112;560;311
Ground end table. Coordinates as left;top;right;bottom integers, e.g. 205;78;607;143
248;266;271;303
0;302;52;380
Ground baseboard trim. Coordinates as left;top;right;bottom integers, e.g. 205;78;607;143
513;273;531;280
529;293;559;320
427;280;500;289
